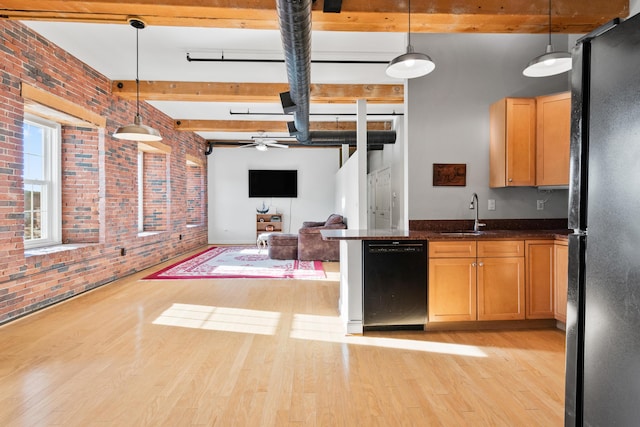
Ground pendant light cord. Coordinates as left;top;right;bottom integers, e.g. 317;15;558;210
407;0;412;47
548;0;552;45
135;27;140;118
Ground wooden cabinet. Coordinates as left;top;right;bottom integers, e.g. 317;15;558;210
489;92;570;188
490;98;537;187
554;241;569;322
477;241;525;321
524;239;569;322
428;240;525;322
429;241;477;322
525;241;555;319
256;214;283;239
429;238;568;326
536;92;571;186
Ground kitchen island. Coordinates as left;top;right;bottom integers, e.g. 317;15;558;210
322;225;569;334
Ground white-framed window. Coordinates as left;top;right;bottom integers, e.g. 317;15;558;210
23;114;61;248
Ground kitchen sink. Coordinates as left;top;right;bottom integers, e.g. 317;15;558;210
439;230;484;236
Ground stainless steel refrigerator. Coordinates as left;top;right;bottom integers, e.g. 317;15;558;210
566;13;640;426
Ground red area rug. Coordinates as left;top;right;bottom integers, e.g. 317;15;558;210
144;246;325;280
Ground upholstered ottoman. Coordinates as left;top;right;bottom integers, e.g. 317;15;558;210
268;233;298;260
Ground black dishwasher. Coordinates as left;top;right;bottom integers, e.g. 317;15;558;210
362;240;428;330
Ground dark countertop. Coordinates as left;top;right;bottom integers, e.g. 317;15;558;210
321;228;570;241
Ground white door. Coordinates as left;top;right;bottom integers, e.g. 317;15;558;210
374;168;392;229
367;173;376;228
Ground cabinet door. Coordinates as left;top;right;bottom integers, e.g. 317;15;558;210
536;92;571;186
490;98;536;187
477;257;525;320
525;241;555;319
554;242;569;322
428;258;477;322
506;98;536;186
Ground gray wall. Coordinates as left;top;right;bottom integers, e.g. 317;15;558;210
406;33;571;221
632;0;640;16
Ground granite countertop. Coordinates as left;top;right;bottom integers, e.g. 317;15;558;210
321;228;570;241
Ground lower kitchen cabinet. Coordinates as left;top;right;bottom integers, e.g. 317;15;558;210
477;241;525;321
554;241;569;322
428;240;525;322
525;241;556;319
477;256;525;320
524;239;569;322
428;238;568;326
428;257;477;322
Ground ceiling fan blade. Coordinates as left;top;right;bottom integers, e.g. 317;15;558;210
237;141;259;148
265;142;289;148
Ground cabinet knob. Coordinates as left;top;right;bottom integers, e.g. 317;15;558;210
479;262;484;267
508;178;513;182
472;262;477;267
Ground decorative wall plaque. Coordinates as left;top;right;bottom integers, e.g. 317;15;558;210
433;163;467;186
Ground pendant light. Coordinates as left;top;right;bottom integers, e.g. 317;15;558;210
113;18;162;142
385;0;435;79
523;0;572;77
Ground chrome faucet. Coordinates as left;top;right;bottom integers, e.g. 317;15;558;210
469;193;486;232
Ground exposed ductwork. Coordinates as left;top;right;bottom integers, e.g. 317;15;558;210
276;0;396;147
276;0;312;143
306;130;396;146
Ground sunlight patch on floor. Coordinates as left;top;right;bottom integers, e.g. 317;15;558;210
290;313;488;357
152;303;280;335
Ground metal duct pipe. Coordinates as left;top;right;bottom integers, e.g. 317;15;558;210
276;0;312;143
276;0;397;147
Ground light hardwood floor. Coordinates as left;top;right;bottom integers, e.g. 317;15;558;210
0;246;566;426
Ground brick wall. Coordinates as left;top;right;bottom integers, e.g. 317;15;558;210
187;164;205;225
0;21;208;323
142;152;168;232
61;126;100;243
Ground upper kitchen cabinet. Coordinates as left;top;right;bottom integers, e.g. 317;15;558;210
536;92;571;186
489;98;536;187
489;92;570;188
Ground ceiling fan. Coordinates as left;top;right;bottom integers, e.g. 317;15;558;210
240;131;289;151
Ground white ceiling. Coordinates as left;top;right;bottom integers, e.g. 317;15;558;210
22;21;407;143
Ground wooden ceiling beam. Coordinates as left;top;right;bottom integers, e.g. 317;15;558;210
0;0;628;33
112;81;404;104
174;119;392;132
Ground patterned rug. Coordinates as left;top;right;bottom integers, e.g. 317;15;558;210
144;246;325;280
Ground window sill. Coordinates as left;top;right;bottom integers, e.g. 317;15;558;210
25;243;97;258
137;231;163;237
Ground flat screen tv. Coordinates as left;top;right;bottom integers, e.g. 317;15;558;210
248;169;297;198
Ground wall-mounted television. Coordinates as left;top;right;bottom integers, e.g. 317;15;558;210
248;169;298;198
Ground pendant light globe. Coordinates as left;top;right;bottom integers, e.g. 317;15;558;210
386;45;435;79
523;44;572;77
113;114;162;141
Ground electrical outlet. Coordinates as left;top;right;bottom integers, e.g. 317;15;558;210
488;199;496;211
537;200;545;210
